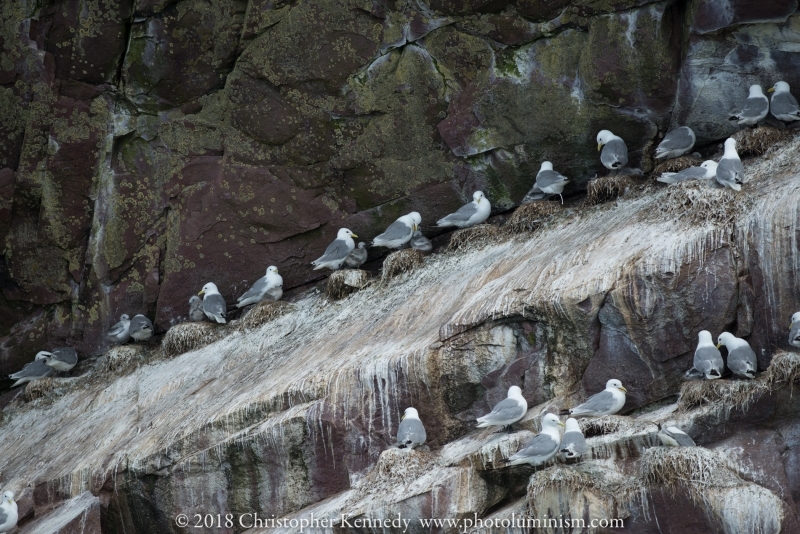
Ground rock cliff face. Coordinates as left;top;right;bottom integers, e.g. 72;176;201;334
1;0;799;370
1;0;800;532
0;131;799;532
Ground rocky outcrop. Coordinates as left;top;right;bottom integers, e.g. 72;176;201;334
1;0;800;373
0;132;798;532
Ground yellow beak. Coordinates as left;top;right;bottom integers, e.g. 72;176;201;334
597;143;602;151
768;87;775;93
351;233;358;238
619;386;628;393
716;343;722;349
198;290;205;296
557;421;566;428
412;223;418;232
401;414;406;421
477;198;481;204
274;268;279;274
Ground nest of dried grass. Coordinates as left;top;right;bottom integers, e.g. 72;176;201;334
502;202;563;235
325;269;371;300
584;174;641;206
161;322;226;357
640;447;740;495
656;180;752;225
732;126;789;157
237;301;294;331
381;249;424;282
102;345;148;375
445;224;503;252
578;415;627;437
679;351;800;413
25;377;60;402
653;155;703;175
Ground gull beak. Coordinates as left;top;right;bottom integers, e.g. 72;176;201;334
351;233;358;238
477;198;481;204
401;414;406;421
716;343;722;349
768;87;775;93
413;223;418;232
597;143;602;151
557;421;566;428
274;268;279;273
619;386;628;393
198;290;205;296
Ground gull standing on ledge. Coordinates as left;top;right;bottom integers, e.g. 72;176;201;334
729;84;769;126
597;130;628;170
559;417;587;460
344;242;368;269
790;312;800;348
395;407;427;450
0;491;18;533
107;313;131;344
716;138;744;191
35;347;78;372
236;266;283;307
476;385;528;433
436;191;490;228
523;162;570;204
717;332;757;379
655;126;696;160
130;314;153;342
312;228;357;270
657;161;717;185
562;379;627;417
503;414;564;467
199;283;227;324
691;330;725;380
188;296;205;321
373;213;420;248
768;81;800;123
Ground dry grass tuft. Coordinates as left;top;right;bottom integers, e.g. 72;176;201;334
25;378;60;402
445;224;503;252
502;202;563;235
656;180;753;225
578;415;626;437
653;155;703;175
238;301;294;331
584;174;641;206
679;351;800;413
325;269;371;300
732;126;789;157
640;447;740;495
162;322;225;357
102;345;148;374
381;249;425;281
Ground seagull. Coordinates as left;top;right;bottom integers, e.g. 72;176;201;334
9;359;54;387
691;330;725;380
312;228;357;270
107;313;131;344
436;191;491;228
657;161;718;185
130;314;154;342
188;296;205;322
768;81;800;123
655;126;696;160
35;347;78;372
559;417;587;460
523;162;570;204
729;84;769;126
395;407;427;450
373;213;421;249
716;138;744;191
597;130;628;170
236;266;283;308
0;491;18;533
562;379;627;418
410;230;432;252
658;426;696;447
717;332;757;379
790;312;800;348
476;385;528;433
344;242;368;269
503;413;564;467
198;283;227;324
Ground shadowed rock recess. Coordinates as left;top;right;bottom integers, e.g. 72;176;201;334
1;0;800;532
